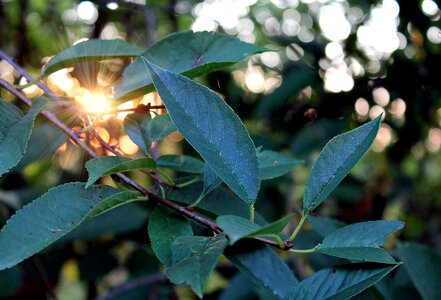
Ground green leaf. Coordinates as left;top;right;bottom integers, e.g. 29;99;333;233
303;116;382;214
115;31;267;101
156;155;204;174
42;39;144;76
86;191;145;219
257;150;303;180
144;60;261;204
0;97;47;176
307;215;345;238
151;114;177;141
217;215;292;245
288;263;400;300
124;112;152;154
0;183;122;270
316;220;404;264
147;206;193;268
85;156;156;188
166;234;228;298
192;164;223;205
397;243;441;300
227;243;298;299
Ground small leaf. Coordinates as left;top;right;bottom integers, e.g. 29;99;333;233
397;242;441;300
115;31;267;101
217;215;292;245
0;97;47;176
257;150;303;180
288;263;400;300
156;155;204;174
303;116;382;214
147;206;193;268
42;39;144;76
316;220;404;264
227;243;298;299
166;234;228;298
0;183;123;270
144;60;261;204
151;114;177;142
192;164;223;205
85;156;156;188
124;112;152;154
86;191;145;219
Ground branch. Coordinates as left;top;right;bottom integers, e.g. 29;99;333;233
0;56;293;250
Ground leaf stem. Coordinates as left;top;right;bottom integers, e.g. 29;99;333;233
250;205;255;223
289;213;307;242
288;248;317;254
176;176;200;189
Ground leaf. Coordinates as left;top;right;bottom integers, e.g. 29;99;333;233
303;116;382;214
115;31;267;101
257;150;303;180
397;243;441;300
156;155;204;174
166;234;228;298
217;215;292;245
0;183;122;270
288;263;400;300
219;273;258;300
193;164;223;205
85;156;156;188
144;60;261;204
0;97;47;176
147;206;193;268
151;114;177;142
124;112;152;154
227;243;298;299
316;220;404;264
42;39;144;76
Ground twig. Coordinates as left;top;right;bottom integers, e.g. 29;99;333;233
32;256;58;299
96;273;168;300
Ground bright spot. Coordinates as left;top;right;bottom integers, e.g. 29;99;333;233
325;42;344;60
61;9;78;25
286;44;304;61
369;105;386;120
298;27;314;43
324;67;354;93
19;77;42;98
47;69;76;95
426;128;441;152
355;98;370;116
101;23;119;39
77;1;98;25
427;27;441;44
373;123;393;152
106;2;119;10
282;19;300;36
421;0;439;16
319;3;351;41
260;52;281;68
372;87;390;107
245;67;265;93
357;0;400;57
390;98;406;118
119;135;139;155
90;127;110;148
264;17;281;36
76;90;113;115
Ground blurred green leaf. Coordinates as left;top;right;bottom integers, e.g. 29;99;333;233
307;215;345;238
257;150;303;180
151;114;177;141
157;155;204;174
124;112;152;154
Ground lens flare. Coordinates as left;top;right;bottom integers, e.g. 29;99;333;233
76;89;113;116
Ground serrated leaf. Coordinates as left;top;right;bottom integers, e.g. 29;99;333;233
0;183;123;270
156;155;204;174
115;31;267;101
166;234;228;298
124;112;152;154
42;39;144;76
151;114;177;141
217;215;292;245
257;150;303;180
316;220;404;264
148;206;193;268
0;97;46;176
303;116;382;214
227;243;298;299
288;263;400;300
397;243;441;300
85;156;156;188
144;60;260;204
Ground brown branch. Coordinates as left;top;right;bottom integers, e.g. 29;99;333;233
0;59;293;250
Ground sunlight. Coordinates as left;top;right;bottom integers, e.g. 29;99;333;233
75;89;113;115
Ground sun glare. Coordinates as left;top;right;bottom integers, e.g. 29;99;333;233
76;89;113;115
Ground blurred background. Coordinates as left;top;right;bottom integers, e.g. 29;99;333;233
1;0;441;299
